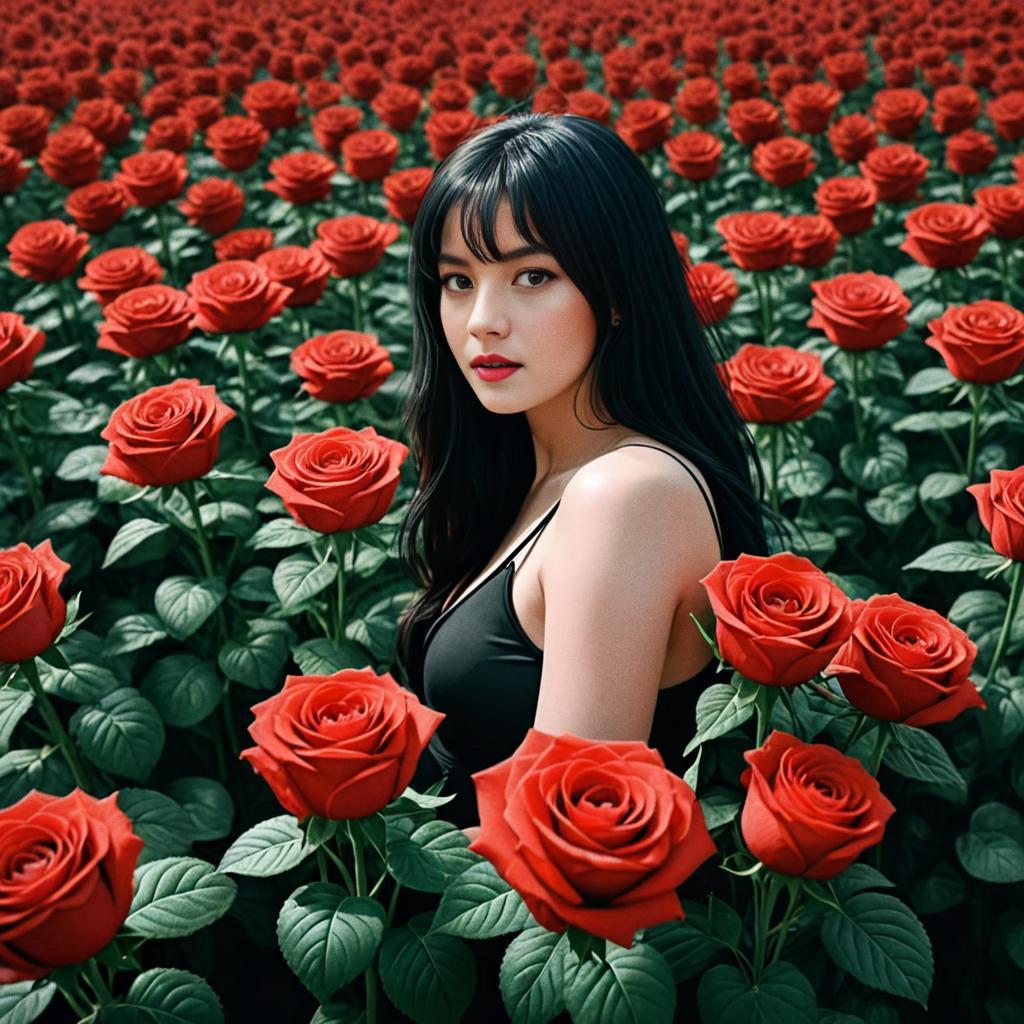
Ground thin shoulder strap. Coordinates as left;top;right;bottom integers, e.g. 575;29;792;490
617;444;725;558
506;499;561;568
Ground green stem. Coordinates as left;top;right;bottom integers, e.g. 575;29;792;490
82;957;113;1006
767;882;801;966
868;723;891;776
179;479;218;578
754;686;776;747
964;383;986;483
156;204;178;284
350;276;364;333
752;872;784;981
21;658;93;792
937;269;952;309
330;533;348;643
54;975;92;1019
936;423;968;475
349;822;379;1024
769;426;782;515
322;840;357;894
840;712;870;754
845;349;865;446
316;847;329;883
1;398;43;514
386;879;404;927
984;561;1024;691
809;680;849;707
998;239;1012;305
960;174;969;204
846;233;857;273
230;333;257;452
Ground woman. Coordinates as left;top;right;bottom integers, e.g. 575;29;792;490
388;111;787;1018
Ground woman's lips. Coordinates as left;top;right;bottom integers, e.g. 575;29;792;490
473;365;521;381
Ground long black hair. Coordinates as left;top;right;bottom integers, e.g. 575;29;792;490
394;111;789;692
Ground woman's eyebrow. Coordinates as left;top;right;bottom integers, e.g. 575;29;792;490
437;243;553;266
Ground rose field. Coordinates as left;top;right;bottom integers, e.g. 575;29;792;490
3;0;1024;1021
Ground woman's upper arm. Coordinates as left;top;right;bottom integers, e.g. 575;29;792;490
532;453;721;742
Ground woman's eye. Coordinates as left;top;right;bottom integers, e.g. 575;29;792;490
440;269;553;291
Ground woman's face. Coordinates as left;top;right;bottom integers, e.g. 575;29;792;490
437;197;600;416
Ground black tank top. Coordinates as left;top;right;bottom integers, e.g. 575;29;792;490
407;444;727;828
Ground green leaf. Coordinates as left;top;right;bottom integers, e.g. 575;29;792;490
0;979;56;1024
683;683;756;756
56;445;109;482
141;654;222;728
164;777;234;842
831;864;896;902
903;540;1008;575
680;898;743;951
431;859;532;939
378;911;476;1024
37;660;120;704
385;818;479;893
0;747;74;805
918;473;968;504
218;815;310;877
27;498;100;539
903;366;957;396
104;614;169;656
698;962;817;1024
117;788;195;865
909;862;966;915
955;802;1024;883
498;926;567;1024
699;787;742;831
883;724;967;801
839;433;908;492
273;551;338;613
864;483;917;528
643;919;723;983
292;638;367;676
155;576;227;641
69;688;165;781
231;566;275;603
102;518;172;570
249;517;320;550
277;884;386;1003
777;451;833;500
565;941;676;1024
0;688;33;756
123;857;237;939
891;410;972;433
820;893;934;1006
97;968;224;1023
218;630;290;690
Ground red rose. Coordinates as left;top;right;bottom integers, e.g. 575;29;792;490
38;125;105;188
78;246;163;306
859;143;931;203
0;104;52;157
752;136;816;188
828;113;878;164
71;97;133;146
339;128;400;182
699;551;858;686
726;97;783;146
312;215;401;278
871;88;929;139
265;150;337;205
0;539;69;664
1015;153;1024;185
899;202;990;269
932;84;981;135
213;227;275;263
715;211;793;271
382;166;432;224
0;312;45;391
98;285;196;359
423;110;485;162
717;343;835;423
290;330;394;402
114;149;188;207
740;731;896;880
675;77;721;126
182;94;224;131
787;213;841;267
946;128;997;177
664;130;724;181
469;729;716;948
0;789;143;982
824;594;983;727
7;219;90;282
178;177;245;236
924;301;1024;384
187;260;292;334
685;262;739;324
967;466;1024;562
616;98;673;153
144;115;196;153
783;81;842;134
488;52;537;99
974;184;1024;239
256;246;332;307
305;80;343;111
311;104;362;155
204;115;269;172
566;90;613;125
241;78;302;130
100;378;236;487
371;82;423;132
0;142;31;194
240;669;444;821
266;425;408;534
814;176;879;235
987;90;1024;142
807;272;910;350
824;51;869;93
64;180;130;234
